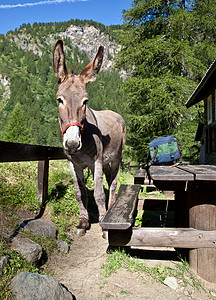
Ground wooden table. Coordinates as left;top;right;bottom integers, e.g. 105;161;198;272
149;164;216;283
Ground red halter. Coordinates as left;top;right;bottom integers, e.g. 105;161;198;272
58;118;84;136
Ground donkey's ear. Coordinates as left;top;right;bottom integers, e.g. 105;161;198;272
80;46;104;84
53;40;68;83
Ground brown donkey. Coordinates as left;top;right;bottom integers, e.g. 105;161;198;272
53;40;126;236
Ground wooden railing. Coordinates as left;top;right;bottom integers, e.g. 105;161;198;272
0;141;66;203
121;161;144;172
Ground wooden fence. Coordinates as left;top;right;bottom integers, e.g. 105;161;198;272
0;140;145;204
121;161;144;172
0;141;66;203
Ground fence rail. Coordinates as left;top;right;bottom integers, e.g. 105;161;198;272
121;161;144;171
1;141;145;204
0;141;66;203
0;141;66;162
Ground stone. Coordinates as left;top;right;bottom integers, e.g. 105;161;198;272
56;240;70;253
10;272;74;300
163;276;179;290
11;237;42;264
23;219;57;239
0;255;10;275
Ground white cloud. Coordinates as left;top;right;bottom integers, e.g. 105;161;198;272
0;0;88;9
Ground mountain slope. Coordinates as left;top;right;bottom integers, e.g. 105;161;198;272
0;20;126;147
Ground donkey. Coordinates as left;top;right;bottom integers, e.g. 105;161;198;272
53;40;126;236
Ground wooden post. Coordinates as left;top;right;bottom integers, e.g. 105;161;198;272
188;189;216;283
37;160;49;204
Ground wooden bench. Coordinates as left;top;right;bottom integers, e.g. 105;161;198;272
149;165;216;283
100;184;141;230
100;171;216;283
100;183;216;249
134;168;151;185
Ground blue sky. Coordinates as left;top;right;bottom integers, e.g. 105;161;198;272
0;0;132;35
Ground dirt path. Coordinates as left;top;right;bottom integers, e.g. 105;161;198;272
48;223;215;300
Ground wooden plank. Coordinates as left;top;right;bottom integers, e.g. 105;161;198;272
108;227;216;248
133;169;146;184
0;141;66;162
152;180;187;192
177;165;216;181
138;198;175;211
100;184;141;230
149;166;194;181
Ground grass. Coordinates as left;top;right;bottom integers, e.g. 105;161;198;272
0;161;39;211
0;160;81;241
102;249;215;298
1;160;215;299
0;225;60;298
0;160;135;298
0;160;79;298
0;234;39;299
0;160;133;242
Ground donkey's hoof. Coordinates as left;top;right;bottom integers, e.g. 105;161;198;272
102;230;108;240
76;228;86;237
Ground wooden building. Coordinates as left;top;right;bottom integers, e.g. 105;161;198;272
186;59;216;164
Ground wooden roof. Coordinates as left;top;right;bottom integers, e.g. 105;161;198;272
186;59;216;108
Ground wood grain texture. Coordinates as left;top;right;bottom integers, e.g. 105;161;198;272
188;191;216;283
108;227;216;248
133;169;146;184
37;160;49;203
177;165;216;181
149;166;194;181
0;141;66;162
100;184;141;230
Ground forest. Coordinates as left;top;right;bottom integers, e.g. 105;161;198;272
0;0;215;164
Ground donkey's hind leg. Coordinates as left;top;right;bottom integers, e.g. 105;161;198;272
104;159;121;208
103;164;112;209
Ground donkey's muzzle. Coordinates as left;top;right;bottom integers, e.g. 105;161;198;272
65;139;81;152
63;126;82;153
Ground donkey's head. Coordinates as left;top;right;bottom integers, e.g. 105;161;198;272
53;40;104;153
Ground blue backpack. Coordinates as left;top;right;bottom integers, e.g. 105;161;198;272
147;136;182;165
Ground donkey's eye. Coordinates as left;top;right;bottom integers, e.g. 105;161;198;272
57;97;64;105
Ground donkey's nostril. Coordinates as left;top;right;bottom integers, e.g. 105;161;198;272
65;139;81;152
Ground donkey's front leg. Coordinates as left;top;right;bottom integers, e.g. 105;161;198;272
68;161;89;237
93;160;106;221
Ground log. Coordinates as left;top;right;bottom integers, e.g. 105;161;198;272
108;227;216;248
188;190;216;283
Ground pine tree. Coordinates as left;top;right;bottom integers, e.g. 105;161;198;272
116;0;214;163
4;102;31;143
